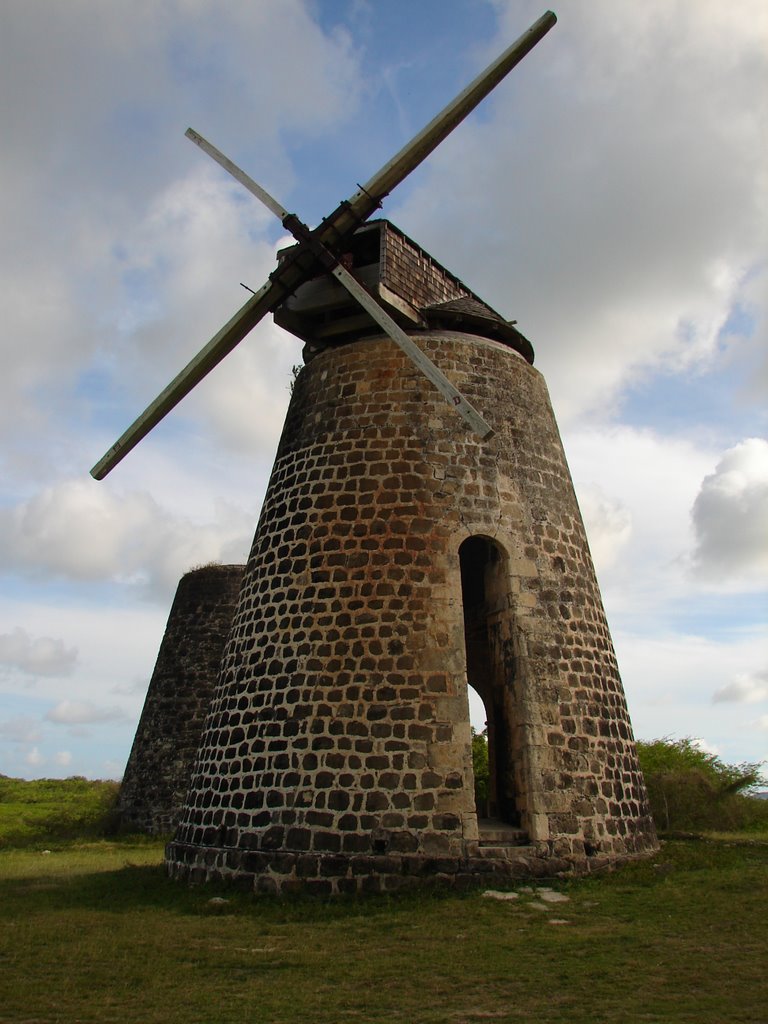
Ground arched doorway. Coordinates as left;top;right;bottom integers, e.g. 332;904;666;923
459;536;520;826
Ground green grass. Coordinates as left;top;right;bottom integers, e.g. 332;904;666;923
1;777;765;1022
1;835;766;1024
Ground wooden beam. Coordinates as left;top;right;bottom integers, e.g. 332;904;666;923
327;12;557;239
282;264;380;314
185;129;288;221
189;144;494;439
91;12;552;476
312;312;374;339
90;242;323;479
330;262;494;440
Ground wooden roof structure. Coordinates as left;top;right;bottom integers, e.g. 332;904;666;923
275;220;535;364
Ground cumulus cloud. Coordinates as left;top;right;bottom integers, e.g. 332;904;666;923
714;671;768;705
690;737;721;758
0;479;253;596
111;678;151;698
392;0;767;423
25;747;44;767
0;628;78;678
0;1;355;469
563;425;716;621
575;485;632;574
691;438;768;585
45;700;129;726
54;751;73;767
81;164;301;482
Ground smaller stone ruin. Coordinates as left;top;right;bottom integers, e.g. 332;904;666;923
116;564;245;834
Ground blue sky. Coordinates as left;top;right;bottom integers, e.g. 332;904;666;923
0;0;766;780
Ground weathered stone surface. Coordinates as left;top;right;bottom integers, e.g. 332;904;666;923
117;564;245;833
163;325;657;893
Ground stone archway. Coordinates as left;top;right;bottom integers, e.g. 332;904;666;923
459;536;520;827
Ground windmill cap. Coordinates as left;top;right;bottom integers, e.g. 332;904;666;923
423;297;534;364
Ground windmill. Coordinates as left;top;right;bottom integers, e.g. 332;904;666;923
116;563;245;834
98;11;658;892
90;13;559;481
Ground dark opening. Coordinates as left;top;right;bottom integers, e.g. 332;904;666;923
459;536;519;826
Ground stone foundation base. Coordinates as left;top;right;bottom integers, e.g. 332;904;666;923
165;837;657;895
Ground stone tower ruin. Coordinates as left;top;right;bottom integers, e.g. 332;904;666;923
92;12;656;893
165;221;658;892
117;563;245;833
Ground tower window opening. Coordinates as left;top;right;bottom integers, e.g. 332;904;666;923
459;536;519;826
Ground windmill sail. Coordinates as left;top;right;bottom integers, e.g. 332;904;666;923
185;129;494;439
92;278;281;479
91;10;556;479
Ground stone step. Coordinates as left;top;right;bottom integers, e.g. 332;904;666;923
478;835;530;849
478;818;530;847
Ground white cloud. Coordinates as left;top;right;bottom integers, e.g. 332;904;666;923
0;596;169;778
691;438;768;585
45;701;129;726
576;485;632;574
111;678;151;698
617;626;768;765
565;425;715;617
690;737;721;758
0;1;354;470
714;672;768;705
83;166;302;476
0;597;168;710
0;479;253;596
25;746;44;767
54;751;73;767
0;628;78;678
392;0;767;424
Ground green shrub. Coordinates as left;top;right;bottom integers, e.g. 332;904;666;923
0;775;121;848
636;737;767;833
472;728;490;816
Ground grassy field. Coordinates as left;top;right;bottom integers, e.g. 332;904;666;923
1;831;766;1023
1;776;766;1023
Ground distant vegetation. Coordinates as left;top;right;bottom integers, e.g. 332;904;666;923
0;775;120;848
636;737;767;834
471;727;490;815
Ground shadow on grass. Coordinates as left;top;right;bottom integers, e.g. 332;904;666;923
2;835;766;924
0;855;493;924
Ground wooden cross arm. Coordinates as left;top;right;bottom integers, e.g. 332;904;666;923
90;242;321;480
186;131;494;440
324;11;557;240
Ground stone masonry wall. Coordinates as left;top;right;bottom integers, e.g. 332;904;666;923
166;332;656;891
118;564;245;833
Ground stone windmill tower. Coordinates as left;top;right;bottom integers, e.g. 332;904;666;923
94;12;657;892
116;563;244;834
